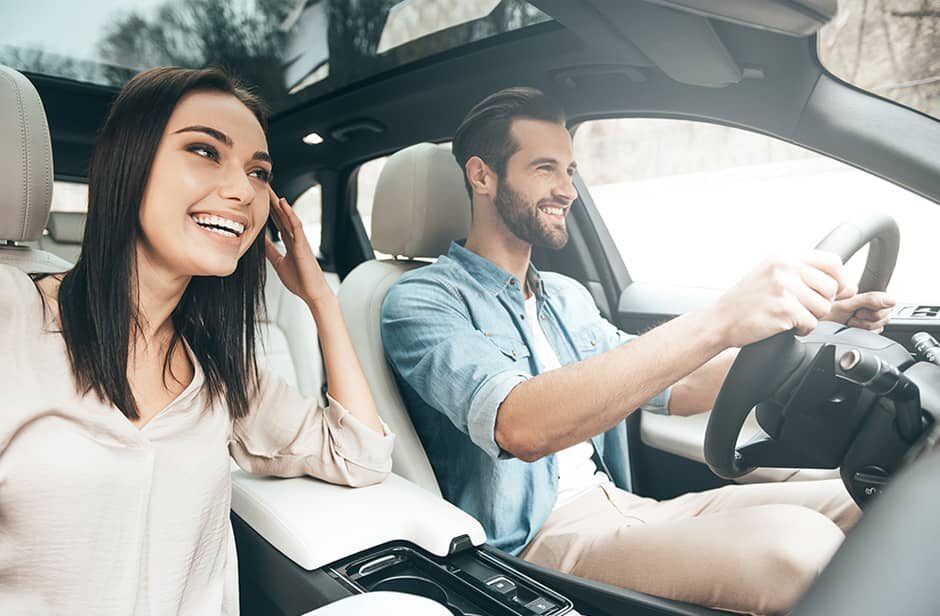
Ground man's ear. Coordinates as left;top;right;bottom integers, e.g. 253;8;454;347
465;156;495;197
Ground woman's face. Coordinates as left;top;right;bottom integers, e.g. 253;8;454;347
137;90;272;278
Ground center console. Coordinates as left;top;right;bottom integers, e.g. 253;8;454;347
231;470;722;616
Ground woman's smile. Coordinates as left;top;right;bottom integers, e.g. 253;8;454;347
188;211;249;246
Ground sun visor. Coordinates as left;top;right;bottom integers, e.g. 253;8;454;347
642;0;838;37
533;0;742;88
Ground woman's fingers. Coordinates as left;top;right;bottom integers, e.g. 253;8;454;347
264;233;284;266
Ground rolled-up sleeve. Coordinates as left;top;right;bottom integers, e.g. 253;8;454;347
230;369;395;487
382;277;528;460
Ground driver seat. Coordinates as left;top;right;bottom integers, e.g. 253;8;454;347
0;64;72;274
337;143;470;495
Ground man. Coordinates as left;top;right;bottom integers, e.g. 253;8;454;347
380;87;894;614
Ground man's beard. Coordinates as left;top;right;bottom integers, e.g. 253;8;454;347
493;179;569;250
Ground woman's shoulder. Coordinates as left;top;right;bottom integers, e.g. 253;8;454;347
0;264;52;323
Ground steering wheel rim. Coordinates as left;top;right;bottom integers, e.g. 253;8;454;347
704;213;900;479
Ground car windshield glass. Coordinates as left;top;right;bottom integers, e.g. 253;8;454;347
818;0;940;121
0;0;549;113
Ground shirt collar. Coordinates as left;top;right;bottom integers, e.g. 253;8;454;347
447;240;548;299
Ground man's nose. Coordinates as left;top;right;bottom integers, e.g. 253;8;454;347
554;173;578;203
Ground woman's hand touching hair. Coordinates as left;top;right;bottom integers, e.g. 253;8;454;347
264;186;333;307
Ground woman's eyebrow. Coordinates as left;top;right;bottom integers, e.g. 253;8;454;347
173;125;271;164
174;125;232;146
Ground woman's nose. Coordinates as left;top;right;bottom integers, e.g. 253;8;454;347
219;166;255;204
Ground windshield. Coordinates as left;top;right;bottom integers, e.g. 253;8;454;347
818;0;940;121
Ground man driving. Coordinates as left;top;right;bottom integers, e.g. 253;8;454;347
380;87;894;614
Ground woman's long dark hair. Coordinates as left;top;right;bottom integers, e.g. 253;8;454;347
56;67;269;420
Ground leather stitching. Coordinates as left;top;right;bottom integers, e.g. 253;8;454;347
0;69;28;240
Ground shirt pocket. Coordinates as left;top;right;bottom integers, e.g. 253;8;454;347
483;333;532;364
571;325;602;358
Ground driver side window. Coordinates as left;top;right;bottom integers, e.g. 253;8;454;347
572;118;940;302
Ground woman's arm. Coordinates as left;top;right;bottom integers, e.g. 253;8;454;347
264;189;383;434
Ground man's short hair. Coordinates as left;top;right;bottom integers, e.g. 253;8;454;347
452;87;566;199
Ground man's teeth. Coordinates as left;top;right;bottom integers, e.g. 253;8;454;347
540;206;565;216
191;214;245;237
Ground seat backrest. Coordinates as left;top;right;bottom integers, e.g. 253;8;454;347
0;64;71;274
338;142;471;495
39;211;85;264
258;255;339;403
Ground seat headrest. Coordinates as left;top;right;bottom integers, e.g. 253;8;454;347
371;142;471;259
47;211;86;244
0;65;54;242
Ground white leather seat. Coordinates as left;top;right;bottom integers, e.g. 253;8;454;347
258;257;339;401
0;64;71;273
338;143;471;496
39;211;85;264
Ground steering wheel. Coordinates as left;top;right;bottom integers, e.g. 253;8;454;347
704;213;901;479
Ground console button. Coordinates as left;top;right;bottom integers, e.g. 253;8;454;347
525;597;556;614
486;575;517;596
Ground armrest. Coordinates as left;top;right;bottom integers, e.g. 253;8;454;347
231;471;486;570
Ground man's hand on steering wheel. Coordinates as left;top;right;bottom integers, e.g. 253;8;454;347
824;291;896;334
713;249;857;348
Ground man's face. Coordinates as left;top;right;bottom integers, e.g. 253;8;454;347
493;119;578;250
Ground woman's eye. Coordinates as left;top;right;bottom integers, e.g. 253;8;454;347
187;143;219;161
249;168;271;183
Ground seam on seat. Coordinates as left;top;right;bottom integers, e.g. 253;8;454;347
0;70;29;240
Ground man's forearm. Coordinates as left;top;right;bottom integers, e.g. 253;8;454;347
667;348;738;416
495;305;730;461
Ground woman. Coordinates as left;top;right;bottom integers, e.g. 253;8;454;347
0;67;393;614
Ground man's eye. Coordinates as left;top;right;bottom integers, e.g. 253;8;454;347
187;143;219;161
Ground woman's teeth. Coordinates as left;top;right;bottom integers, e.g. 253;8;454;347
191;214;245;237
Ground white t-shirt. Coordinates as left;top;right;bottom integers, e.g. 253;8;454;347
524;296;611;510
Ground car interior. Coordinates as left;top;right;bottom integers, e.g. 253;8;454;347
4;0;940;614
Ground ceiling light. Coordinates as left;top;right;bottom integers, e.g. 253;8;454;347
303;132;324;145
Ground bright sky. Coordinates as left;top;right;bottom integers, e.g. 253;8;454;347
0;0;161;61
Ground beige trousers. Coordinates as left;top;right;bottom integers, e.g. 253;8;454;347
520;479;860;615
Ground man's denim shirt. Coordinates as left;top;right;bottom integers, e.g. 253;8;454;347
381;241;670;555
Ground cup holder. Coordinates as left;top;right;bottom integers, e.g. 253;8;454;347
370;576;482;616
372;576;448;604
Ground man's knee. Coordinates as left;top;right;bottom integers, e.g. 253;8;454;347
756;505;844;614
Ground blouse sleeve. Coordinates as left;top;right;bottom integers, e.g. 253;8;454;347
230;368;395;487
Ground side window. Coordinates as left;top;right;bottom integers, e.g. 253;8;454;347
573;118;940;302
292;183;322;256
356;155;389;259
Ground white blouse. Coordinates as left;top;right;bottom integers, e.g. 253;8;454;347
0;264;395;615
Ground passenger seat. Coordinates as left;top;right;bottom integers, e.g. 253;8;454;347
258;254;339;403
40;211;85;264
338;143;471;495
